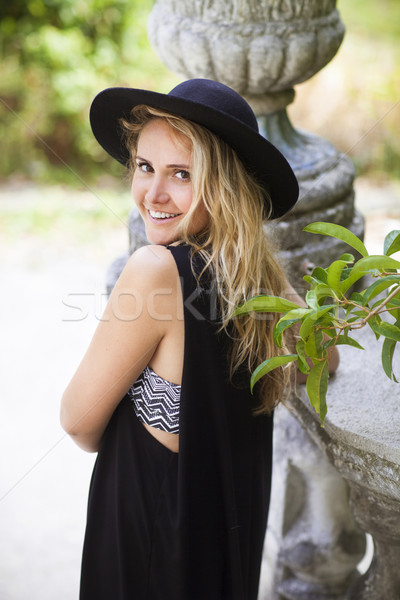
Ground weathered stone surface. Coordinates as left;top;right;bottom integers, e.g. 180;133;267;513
282;326;400;600
345;482;400;600
149;0;339;22
295;327;400;470
105;208;148;294
272;209;365;292
105;252;130;296
260;402;366;600
257;108;361;290
148;1;345;94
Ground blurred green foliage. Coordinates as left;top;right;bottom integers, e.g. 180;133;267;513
0;0;399;184
338;0;400;179
339;0;400;41
0;0;177;183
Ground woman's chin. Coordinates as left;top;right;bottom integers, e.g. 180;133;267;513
145;226;179;246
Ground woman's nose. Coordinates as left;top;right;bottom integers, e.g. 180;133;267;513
145;176;169;204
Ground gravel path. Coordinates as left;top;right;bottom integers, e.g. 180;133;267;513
0;178;399;599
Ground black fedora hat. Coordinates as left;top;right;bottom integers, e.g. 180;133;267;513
90;78;299;219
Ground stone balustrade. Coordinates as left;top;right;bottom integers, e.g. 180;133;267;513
261;326;400;599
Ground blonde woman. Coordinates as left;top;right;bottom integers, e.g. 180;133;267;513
61;79;338;600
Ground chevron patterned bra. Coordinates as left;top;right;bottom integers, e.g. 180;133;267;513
127;365;181;434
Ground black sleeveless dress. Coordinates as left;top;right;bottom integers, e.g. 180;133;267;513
79;244;274;600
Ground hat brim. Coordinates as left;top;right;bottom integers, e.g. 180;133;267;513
90;87;299;219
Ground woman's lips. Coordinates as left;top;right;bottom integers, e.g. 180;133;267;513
147;209;182;223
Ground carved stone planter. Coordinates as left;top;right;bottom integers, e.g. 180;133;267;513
148;0;345;97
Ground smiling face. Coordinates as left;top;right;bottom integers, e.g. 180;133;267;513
131;118;210;245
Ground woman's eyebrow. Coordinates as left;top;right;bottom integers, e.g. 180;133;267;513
136;156;190;170
166;163;190;169
135;155;151;163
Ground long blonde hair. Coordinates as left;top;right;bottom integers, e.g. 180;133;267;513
120;106;292;413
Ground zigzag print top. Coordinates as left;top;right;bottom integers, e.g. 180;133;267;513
127;365;181;434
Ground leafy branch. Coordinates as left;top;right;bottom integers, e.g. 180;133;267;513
234;223;400;426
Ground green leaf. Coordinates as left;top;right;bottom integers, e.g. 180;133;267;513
339;253;355;263
305;289;319;310
387;298;400;308
296;340;310;374
327;260;348;296
233;295;300;317
351;310;369;318
381;319;400;381
273;308;311;347
310;267;328;284
341;267;353;279
305;285;336;309
304;329;324;359
362;277;400;306
299;305;336;341
320;328;336;338
341;255;400;294
368;318;400;342
324;335;364;351
315;283;337;304
368;315;382;340
306;360;329;426
356;255;400;272
347;315;362;323
384;230;400;256
304;222;369;258
349;291;365;304
250;354;298;391
382;339;399;382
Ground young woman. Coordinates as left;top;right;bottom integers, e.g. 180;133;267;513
61;79;338;599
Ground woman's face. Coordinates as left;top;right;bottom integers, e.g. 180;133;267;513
131;118;209;245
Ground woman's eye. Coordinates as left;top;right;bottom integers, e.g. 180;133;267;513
176;170;191;181
136;162;152;173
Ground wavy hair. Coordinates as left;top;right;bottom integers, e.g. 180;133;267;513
120;106;292;413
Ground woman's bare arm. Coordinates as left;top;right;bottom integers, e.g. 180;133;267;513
60;245;180;452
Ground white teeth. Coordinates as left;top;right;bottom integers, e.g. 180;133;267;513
149;209;179;219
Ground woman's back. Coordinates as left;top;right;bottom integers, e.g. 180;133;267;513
80;243;273;600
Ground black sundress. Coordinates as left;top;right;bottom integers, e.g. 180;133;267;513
79;244;274;600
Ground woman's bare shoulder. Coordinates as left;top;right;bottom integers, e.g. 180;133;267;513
122;244;178;286
113;244;182;324
109;245;179;301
